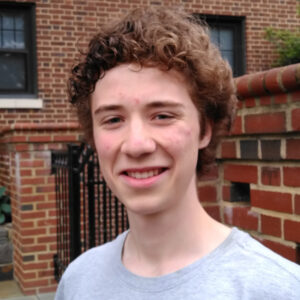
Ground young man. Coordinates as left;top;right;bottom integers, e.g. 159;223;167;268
55;7;300;299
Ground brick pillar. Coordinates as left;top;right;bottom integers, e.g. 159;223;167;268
0;123;80;295
216;63;300;262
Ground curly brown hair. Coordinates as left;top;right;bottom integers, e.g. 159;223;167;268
69;6;237;175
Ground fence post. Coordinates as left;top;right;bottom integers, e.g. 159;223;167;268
87;157;95;248
68;144;81;261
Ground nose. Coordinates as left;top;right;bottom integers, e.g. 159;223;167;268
120;118;156;157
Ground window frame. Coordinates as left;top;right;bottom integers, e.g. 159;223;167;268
0;2;38;99
197;14;246;77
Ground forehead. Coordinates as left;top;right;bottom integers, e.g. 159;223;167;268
91;64;196;111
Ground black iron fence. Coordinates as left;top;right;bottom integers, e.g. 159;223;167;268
51;144;128;281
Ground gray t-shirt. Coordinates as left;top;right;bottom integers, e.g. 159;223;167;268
55;228;300;299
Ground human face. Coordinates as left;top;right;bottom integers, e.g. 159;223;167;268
91;64;211;216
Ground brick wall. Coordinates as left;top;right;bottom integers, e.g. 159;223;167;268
0;0;299;127
0;124;80;294
0;0;300;295
201;63;300;263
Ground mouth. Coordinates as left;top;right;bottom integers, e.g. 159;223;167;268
122;168;167;179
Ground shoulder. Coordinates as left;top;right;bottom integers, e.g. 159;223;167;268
55;231;128;299
64;230;127;278
227;228;300;296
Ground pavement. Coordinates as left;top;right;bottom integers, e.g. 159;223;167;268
0;280;55;300
0;294;55;300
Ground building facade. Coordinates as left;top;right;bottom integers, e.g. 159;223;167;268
0;0;299;295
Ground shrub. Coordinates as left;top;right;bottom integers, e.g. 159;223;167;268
0;186;11;225
265;1;300;67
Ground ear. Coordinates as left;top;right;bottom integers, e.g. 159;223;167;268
198;120;212;149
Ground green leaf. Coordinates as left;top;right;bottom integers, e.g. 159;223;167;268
0;186;6;198
1;203;11;214
0;213;5;224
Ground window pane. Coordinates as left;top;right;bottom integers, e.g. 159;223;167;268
3;30;14;48
15;31;25;48
3;15;14;30
220;29;233;51
15;16;24;30
0;53;26;90
210;28;219;46
222;50;234;69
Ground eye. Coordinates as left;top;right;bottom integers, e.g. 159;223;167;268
100;116;124;129
105;117;122;124
154;113;174;120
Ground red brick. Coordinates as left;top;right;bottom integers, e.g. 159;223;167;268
261;167;281;186
281;64;298;91
259;95;271;106
283;167;300;187
292;108;300;131
224;206;258;231
274;93;288;104
20;160;44;168
222;185;230;202
291;90;300;102
245;112;286;134
20;272;37;280
38;253;54;261
37;236;56;244
53;135;77;142
295;195;300;215
198;164;219;181
20;170;33;177
264;68;284;93
21;211;46;219
22;245;47;253
245;98;256;108
9;136;27;143
20;238;35;245
251;190;292;213
260;239;298;262
15;144;30;151
230;115;242;135
203;205;221;222
236;75;250;98
22;279;49;288
20;221;35;229
20;228;46;236
198;185;217;202
36;186;54;193
221;141;236;159
20;195;45;203
286;139;300;159
21;178;45;185
224;164;258;183
250;72;267;96
261;215;281;237
28;136;52;142
38;270;54;278
36;202;56;210
284;220;300;242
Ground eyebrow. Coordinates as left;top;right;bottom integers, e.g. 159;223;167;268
93;104;123;116
93;101;185;116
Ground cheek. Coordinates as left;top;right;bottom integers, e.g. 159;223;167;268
94;132;114;159
162;125;197;153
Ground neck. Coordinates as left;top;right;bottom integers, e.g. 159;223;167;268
122;184;230;277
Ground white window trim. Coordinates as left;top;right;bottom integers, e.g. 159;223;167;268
0;98;43;109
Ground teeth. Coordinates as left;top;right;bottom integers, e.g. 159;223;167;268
127;169;161;179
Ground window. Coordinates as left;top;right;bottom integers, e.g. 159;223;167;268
198;15;245;77
0;3;37;98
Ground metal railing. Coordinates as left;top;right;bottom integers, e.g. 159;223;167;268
51;144;128;281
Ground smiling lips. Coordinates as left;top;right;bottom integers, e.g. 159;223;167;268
123;168;166;179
